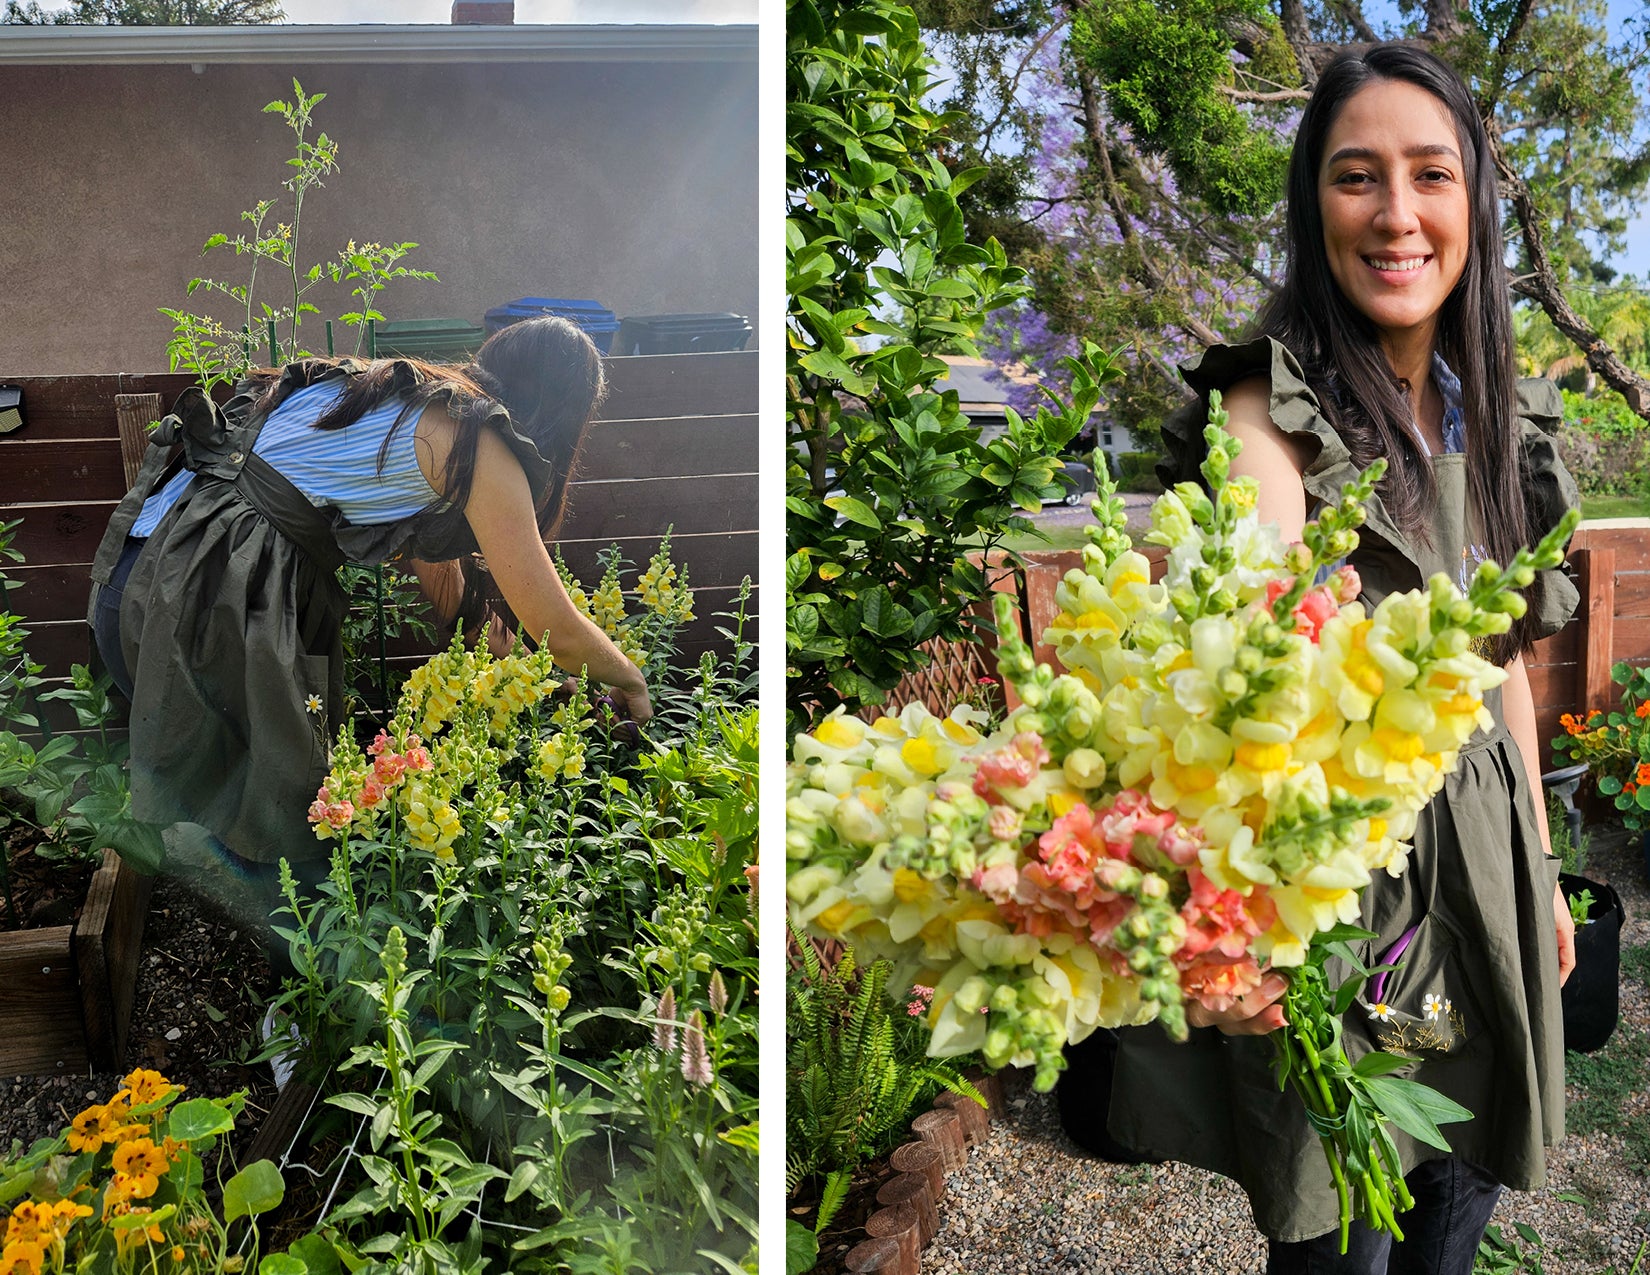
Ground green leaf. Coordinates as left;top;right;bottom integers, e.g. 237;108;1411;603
797;349;856;382
1349;1050;1414;1078
259;1256;308;1275
107;820;165;875
167;1097;236;1141
823;496;881;531
1635;785;1650;811
790;604;820;645
786;551;813;592
280;1233;338;1273
1361;1075;1472;1151
1598;775;1623;795
223;1159;285;1223
717;1122;759;1153
786;1219;820;1275
1315;923;1380;945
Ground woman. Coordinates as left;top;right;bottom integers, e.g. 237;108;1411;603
88;316;651;876
1106;46;1578;1273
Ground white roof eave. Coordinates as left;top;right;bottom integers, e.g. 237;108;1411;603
0;23;754;64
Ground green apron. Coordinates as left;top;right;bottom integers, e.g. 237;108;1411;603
87;359;551;866
1109;338;1576;1242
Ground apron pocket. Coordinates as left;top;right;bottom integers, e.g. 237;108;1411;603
1345;910;1485;1068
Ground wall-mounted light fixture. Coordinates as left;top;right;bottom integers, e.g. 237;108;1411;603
0;386;22;435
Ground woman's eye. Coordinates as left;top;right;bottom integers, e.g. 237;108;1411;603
1418;169;1453;183
1334;171;1372;186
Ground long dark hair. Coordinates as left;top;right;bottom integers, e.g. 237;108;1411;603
251;316;606;639
1254;44;1538;665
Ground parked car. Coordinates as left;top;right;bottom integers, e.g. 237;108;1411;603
1045;458;1099;507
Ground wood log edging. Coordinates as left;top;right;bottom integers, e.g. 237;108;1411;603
839;1069;1006;1274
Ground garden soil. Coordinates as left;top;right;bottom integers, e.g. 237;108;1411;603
0;869;280;1158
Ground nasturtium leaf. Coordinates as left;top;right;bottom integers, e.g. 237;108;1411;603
223;1159;286;1223
167;1098;236;1141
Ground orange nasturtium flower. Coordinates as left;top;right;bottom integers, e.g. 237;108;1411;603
111;1139;171;1199
5;1202;46;1247
1637;763;1650;786
0;1238;44;1275
107;1204;164;1257
122;1069;177;1107
67;1105;111;1154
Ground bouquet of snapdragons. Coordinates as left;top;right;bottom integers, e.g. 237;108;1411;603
786;391;1577;1249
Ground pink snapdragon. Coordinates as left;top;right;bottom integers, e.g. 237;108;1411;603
972;732;1051;801
977;792;1198;947
306;786;355;830
1177;951;1266;1013
357;777;387;811
1265;565;1359;642
1177;867;1276;962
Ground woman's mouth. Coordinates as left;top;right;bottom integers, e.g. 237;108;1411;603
1363;254;1431;275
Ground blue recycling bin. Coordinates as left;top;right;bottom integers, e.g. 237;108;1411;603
483;297;621;354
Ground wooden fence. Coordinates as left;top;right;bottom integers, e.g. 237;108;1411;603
0;351;757;718
942;531;1650;757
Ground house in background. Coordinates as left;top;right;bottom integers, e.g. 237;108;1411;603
0;2;755;373
936;355;1135;463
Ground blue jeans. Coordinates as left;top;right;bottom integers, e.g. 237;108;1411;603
1266;1158;1503;1275
92;536;143;700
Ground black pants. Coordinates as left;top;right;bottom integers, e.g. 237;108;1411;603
1266;1158;1503;1275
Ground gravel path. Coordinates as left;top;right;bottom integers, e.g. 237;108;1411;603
924;826;1650;1275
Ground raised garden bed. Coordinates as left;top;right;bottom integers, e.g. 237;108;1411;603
0;847;151;1075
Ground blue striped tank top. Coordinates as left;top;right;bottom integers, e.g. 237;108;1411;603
131;381;442;538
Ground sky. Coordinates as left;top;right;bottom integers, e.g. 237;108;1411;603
275;0;756;23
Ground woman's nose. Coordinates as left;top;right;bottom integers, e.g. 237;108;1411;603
1373;182;1419;234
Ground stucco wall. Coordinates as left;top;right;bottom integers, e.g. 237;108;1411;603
0;52;756;374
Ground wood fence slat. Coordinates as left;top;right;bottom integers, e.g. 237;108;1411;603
4;564;95;624
114;394;164;491
1610;569;1650;618
552;530;757;589
0;439;129;503
0;374;199;442
577;415;755;481
1579;547;1617;715
0;501;117;567
558;474;757;540
597;352;756;421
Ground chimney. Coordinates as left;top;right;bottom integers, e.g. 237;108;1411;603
452;1;514;22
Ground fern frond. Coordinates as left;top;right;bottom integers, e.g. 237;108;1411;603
814;1168;853;1235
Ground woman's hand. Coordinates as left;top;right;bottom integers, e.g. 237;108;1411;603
1184;972;1290;1036
1553;881;1576;986
606;678;654;731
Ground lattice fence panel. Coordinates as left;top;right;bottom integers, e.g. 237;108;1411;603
859;633;1004;720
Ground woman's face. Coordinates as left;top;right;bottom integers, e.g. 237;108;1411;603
1317;78;1471;352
